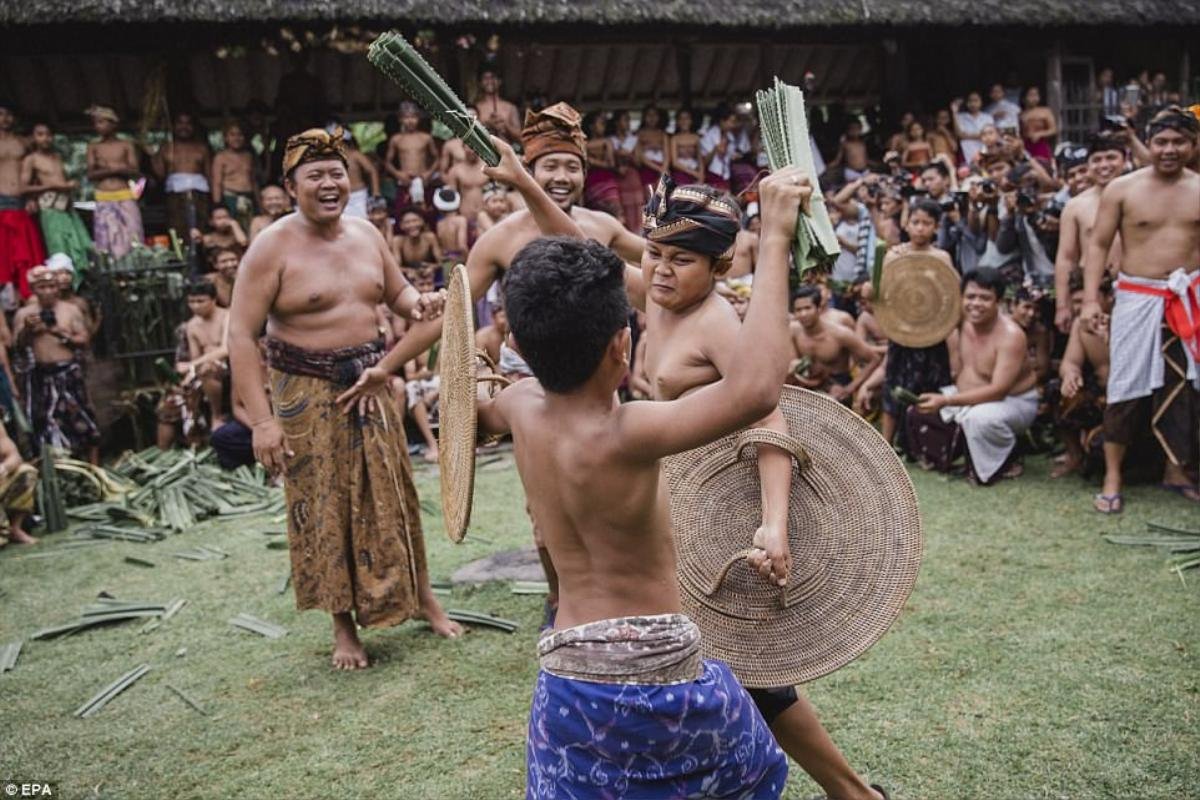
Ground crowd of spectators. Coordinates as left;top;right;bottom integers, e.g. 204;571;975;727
0;63;1195;545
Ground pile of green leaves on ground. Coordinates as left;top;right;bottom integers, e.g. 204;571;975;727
65;447;284;541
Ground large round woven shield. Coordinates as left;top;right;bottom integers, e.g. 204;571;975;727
875;252;961;348
438;264;476;543
662;386;922;687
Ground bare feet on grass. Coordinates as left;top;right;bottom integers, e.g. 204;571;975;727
331;613;369;670
422;445;439;463
8;527;38;545
418;586;463;638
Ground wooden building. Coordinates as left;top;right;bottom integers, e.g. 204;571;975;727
1;0;1196;141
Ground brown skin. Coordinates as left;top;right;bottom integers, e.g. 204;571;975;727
435;209;468;256
474;167;802;629
211;124;256;202
86;116;139;192
476;191;510;234
395;211;442;269
1053;288;1112;477
153;114;211;180
210;249;240;308
21;124;77;198
437;137;468;175
668;111;704;183
1082;128;1200;503
445;149;489;219
346;144;380;196
184;294;229;425
227;156;456;667
917;281;1037;414
0;419;33;544
55;271;100;339
384;114;437;190
1008;298;1051;382
473;72;522;142
1053;149;1126;333
0;106;27;197
474;307;508;365
194;207;247;253
249;185;291;241
789;295;883;402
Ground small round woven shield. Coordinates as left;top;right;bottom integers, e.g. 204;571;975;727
662;386;922;687
438;264;477;543
875;252;962;348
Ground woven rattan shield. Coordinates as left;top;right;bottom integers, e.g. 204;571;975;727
438;264;513;543
875;252;962;348
662;386;922;687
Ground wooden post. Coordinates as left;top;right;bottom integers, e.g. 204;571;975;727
675;39;693;110
1046;40;1064;128
1181;46;1192;104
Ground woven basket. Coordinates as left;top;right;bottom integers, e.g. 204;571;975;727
662;386;922;687
875;252;962;348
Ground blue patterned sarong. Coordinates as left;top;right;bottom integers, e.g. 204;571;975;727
527;614;787;799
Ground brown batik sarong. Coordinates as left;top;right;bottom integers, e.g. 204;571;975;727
267;337;428;628
0;463;37;543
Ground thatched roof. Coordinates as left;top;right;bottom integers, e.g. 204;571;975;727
1;0;1196;27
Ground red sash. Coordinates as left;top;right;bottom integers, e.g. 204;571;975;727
1116;272;1200;362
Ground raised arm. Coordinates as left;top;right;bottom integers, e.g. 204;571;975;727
615;167;808;460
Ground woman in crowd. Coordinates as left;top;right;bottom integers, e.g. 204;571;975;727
582;112;622;220
1020;86;1058;164
609;109;644;231
669;108;705;185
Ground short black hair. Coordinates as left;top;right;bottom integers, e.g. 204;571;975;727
910;198;942;222
186;281;217;299
961;267;1006;297
792;284;821;306
502;237;630;393
921;161;950;180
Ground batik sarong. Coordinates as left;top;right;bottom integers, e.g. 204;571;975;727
0;463;37;542
93;188;143;259
882;341;952;417
266;337;429;627
222;190;256;232
0;195;47;295
24;359;101;455
527;614;788;799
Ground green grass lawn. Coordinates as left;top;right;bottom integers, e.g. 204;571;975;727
2;455;1198;799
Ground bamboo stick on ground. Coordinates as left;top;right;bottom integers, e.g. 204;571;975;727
74;664;151;718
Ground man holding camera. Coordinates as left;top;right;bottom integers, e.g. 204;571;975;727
13;266;99;463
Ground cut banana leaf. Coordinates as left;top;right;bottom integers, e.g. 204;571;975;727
75;664;151;718
0;640;22;672
446;609;518;633
166;683;207;715
230;613;287;639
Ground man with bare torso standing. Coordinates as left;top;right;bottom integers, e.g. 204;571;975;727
0;103;46;298
14;266;99;463
1083;107;1200;512
917;268;1039;484
228;128;459;671
1053;133;1126;333
86;106;143;258
154;111;211;238
22;121;92;286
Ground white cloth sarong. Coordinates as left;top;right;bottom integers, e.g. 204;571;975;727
1107;270;1200;405
165;172;210;194
344;188;369;218
939;385;1038;482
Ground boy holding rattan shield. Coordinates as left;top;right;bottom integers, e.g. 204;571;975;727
475;164;808;798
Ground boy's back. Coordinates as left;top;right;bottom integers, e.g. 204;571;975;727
476;165;811;799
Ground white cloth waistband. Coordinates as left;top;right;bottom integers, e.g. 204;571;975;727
1108;269;1199;404
165;173;211;194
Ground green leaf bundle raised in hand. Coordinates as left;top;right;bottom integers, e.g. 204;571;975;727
368;31;500;167
756;78;840;276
